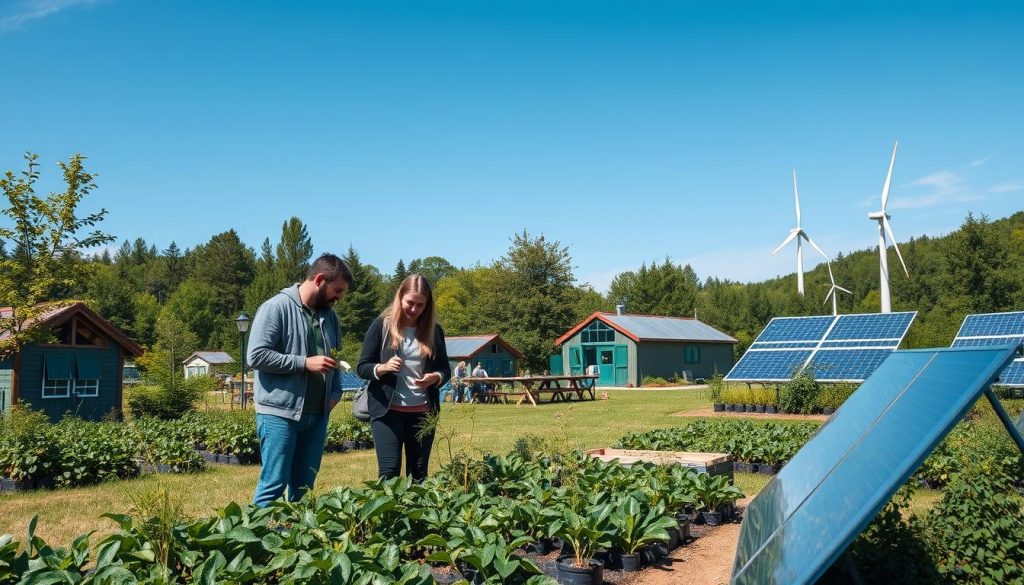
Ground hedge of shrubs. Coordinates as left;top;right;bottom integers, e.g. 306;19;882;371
0;450;742;584
616;419;821;471
0;408;373;490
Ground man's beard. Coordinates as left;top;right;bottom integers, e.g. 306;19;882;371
311;284;335;310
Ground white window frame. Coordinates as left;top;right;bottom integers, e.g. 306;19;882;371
42;377;70;398
74;378;99;397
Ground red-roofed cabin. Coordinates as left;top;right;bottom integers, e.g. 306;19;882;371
553;309;737;387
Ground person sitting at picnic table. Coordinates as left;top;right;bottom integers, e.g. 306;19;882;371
471;362;489;400
452;360;470;403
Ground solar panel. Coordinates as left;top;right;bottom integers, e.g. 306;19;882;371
731;343;1021;585
724;312;917;382
340;372;365;389
952;311;1024;387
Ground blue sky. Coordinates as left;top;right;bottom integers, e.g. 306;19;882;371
2;1;1022;293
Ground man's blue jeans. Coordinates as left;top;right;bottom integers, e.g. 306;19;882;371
253;412;329;507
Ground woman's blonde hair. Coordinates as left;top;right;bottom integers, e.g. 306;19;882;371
384;274;436;358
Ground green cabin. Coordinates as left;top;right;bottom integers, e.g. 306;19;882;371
554;310;736;387
445;335;524;377
0;302;143;422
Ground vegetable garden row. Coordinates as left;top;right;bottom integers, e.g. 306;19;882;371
0;450;744;584
0;409;373;492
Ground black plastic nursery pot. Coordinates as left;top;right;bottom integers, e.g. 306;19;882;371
765;405;778;414
823;407;835;415
713;403;725;412
621;553;642;572
677;514;690;541
701;510;723;526
755;404;766;413
358;441;373;449
759;464;778;475
0;477;35;492
342;440;358;451
524;539;553;555
667;526;681;550
555;556;604;585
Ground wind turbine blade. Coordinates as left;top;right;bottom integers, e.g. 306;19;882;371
881;141;898;211
824;288;835;304
802;233;829;261
836;285;852;294
827;262;836;285
771;231;799;255
793;169;801;227
883;218;910;277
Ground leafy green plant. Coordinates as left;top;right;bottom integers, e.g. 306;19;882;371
608;495;677;554
691;473;744;512
923;466;1024;583
554;502;613;568
708;374;724;403
778;369;820;414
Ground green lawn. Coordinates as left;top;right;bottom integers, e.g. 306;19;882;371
2;388;732;546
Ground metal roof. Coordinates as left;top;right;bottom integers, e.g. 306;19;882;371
186;351;235;365
445;336;498;358
602;314;737;343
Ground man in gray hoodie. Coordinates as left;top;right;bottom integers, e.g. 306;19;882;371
248;253;353;507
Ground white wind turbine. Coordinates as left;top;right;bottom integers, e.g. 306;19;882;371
868;142;910;313
823;262;851;316
772;170;829;296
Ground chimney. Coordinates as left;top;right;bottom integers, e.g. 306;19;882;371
615;304;625;316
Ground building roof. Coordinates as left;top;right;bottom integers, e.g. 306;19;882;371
184;351;235;365
555;312;738;346
1;301;144;356
445;334;525;359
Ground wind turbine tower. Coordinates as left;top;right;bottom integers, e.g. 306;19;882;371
824;262;852;316
868;142;910;313
772;170;829;296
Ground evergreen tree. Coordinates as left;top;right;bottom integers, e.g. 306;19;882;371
189;230;255;315
275;217;313;284
335;246;385;338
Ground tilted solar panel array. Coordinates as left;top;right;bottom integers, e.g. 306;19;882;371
952;311;1024;386
724;312;917;382
340;372;365;389
730;344;1020;584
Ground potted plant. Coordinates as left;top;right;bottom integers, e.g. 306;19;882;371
554;503;612;585
709;375;725;412
692;474;744;526
608;496;677;571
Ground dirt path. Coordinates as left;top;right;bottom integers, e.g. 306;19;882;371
618;498;752;585
674;407;828;422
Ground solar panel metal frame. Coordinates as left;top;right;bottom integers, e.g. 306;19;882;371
952;311;1024;387
724;312;917;383
730;343;1024;585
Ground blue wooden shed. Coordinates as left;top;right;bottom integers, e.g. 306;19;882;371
0;302;144;421
554;311;736;387
445;334;524;377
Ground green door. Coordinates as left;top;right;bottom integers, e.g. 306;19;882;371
614;345;629;386
549;354;564;375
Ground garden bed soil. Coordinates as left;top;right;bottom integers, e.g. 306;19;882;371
673;407;828;422
616;497;751;585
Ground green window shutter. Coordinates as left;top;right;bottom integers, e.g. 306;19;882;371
76;354;101;379
569;347;582;367
45;354;72;379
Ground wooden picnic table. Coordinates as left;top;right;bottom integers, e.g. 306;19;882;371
461;374;599;406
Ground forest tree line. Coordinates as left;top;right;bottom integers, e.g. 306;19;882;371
5;153;1023;376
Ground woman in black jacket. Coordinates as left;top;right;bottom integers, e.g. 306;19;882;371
357;274;450;480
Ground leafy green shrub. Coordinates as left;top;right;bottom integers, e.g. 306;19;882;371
923;467;1024;583
125;378;206;420
720;385;752;404
815;383;856;412
642;375;670;387
822;484;938;584
779;370;820;414
708;374;724;403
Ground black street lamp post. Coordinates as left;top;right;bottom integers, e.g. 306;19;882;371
236;313;251;409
